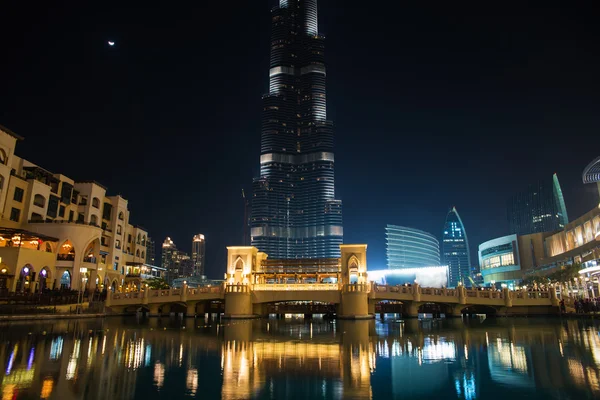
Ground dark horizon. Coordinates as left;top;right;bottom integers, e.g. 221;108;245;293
1;0;599;276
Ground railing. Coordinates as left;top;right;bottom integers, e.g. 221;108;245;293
343;283;369;293
374;285;413;294
188;287;222;294
253;283;339;291
226;284;250;293
57;254;75;261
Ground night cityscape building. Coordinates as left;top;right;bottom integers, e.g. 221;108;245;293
507;173;569;236
478;232;548;289
442;207;472;287
191;234;206;278
385;225;440;270
250;0;343;259
145;237;156;266
0;125;149;293
582;156;600;197
161;237;179;284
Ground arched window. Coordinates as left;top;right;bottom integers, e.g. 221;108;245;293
126;247;131;254
0;148;7;165
90;215;98;225
141;251;145;259
142;236;146;246
92;197;100;208
117;225;122;235
45;242;52;253
235;258;244;271
136;234;141;244
57;240;75;261
39;268;50;292
60;270;71;289
31;212;43;222
118;211;124;220
33;194;46;208
136;249;140;257
0;175;4;192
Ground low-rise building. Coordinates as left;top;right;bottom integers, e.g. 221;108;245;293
0;124;148;293
478;232;549;289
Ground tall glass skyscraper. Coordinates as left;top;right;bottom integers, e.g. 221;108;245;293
191;234;205;277
386;225;440;269
442;207;471;287
250;0;343;259
507;173;569;236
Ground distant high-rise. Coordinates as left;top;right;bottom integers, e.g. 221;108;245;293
191;234;206;277
250;0;343;259
161;237;178;284
507;173;569;236
145;237;156;265
442;207;471;287
386;225;440;270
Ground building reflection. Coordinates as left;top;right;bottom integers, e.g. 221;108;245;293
1;318;600;399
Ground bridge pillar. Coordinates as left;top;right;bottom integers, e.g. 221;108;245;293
339;285;371;319
196;302;206;317
459;286;466;304
224;285;255;319
404;302;421;318
503;288;512;307
367;299;376;316
147;303;160;317
412;283;421;302
186;302;197;317
252;303;268;317
450;305;464;317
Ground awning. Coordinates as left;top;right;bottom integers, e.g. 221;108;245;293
0;228;59;242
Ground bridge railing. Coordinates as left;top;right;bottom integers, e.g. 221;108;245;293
342;283;369;293
253;283;339;291
188;286;222;295
226;284;250;293
374;285;413;295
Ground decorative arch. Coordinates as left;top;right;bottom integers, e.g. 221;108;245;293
136;249;140;257
83;239;99;263
33;194;46;208
60;270;71;289
234;257;244;271
57;239;76;261
17;264;34;292
0;148;7;165
141;236;146;246
39;267;50;292
90;214;98;226
136;233;141;244
118;211;124;220
347;255;360;284
92;197;100;208
45;242;53;253
141;250;145;259
111;279;118;292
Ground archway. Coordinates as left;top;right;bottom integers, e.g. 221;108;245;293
83;240;98;263
460;305;497;317
418;303;453;317
111;279;118;292
17;264;35;293
39;267;50;292
60;270;71;290
348;256;360;284
57;240;75;261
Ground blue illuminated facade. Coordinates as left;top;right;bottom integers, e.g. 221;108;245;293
250;0;343;258
442;207;472;287
386;225;440;270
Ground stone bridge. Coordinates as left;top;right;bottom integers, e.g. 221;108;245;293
105;244;562;318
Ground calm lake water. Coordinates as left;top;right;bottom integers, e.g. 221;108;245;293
0;315;599;399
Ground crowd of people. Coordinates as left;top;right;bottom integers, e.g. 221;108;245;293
570;297;600;314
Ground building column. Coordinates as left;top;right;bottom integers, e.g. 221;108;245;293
186;302;197;317
224;285;254;319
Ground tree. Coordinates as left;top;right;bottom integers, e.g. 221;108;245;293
146;277;170;290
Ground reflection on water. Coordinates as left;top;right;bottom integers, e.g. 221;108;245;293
1;317;600;399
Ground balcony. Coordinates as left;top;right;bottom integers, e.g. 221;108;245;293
57;254;75;261
28;219;101;228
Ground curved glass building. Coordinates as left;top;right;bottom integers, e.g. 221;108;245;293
386;225;440;270
583;156;600;196
442;207;472;287
251;0;343;258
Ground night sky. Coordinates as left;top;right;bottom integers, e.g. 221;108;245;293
2;1;599;276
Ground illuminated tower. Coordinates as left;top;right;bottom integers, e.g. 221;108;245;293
250;0;343;258
442;207;471;287
191;234;206;278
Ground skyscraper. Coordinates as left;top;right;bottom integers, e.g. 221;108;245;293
442;207;471;287
145;237;156;265
507;173;569;236
161;237;179;284
250;0;343;259
191;234;206;278
386;225;440;270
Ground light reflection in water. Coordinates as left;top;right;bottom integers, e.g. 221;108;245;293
0;319;598;399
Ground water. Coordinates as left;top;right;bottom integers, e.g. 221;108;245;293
0;316;599;399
